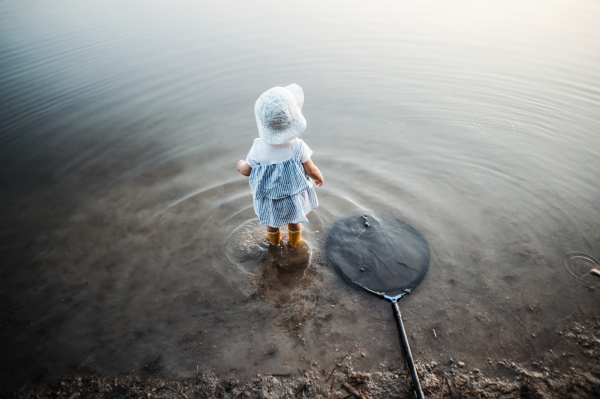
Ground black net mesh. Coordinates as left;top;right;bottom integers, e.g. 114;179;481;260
325;214;430;294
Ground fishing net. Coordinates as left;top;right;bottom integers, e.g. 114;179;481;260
325;214;430;295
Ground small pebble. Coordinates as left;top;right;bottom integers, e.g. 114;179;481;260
590;269;600;278
458;361;465;368
365;222;370;227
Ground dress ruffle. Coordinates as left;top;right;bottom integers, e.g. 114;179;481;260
253;187;318;228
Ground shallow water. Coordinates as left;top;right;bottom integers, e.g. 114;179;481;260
1;0;600;389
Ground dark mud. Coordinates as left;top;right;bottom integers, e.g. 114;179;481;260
6;314;600;398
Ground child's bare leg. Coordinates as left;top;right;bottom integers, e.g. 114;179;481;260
288;223;302;231
288;223;302;246
266;226;281;245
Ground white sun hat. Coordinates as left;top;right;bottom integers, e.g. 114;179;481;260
254;84;306;145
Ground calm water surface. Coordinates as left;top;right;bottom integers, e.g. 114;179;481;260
1;0;600;388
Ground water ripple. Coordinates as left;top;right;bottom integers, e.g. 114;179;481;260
560;252;600;285
461;104;522;139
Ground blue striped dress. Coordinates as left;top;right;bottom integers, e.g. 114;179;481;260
247;141;319;228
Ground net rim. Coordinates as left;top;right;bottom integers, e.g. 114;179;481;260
325;214;431;295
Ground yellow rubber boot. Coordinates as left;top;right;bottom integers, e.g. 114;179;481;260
288;229;302;246
267;229;281;246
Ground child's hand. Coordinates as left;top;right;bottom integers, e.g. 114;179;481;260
237;159;252;176
302;159;324;187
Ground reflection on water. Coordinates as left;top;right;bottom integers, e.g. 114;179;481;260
249;242;321;334
248;242;316;305
1;0;600;390
224;218;323;333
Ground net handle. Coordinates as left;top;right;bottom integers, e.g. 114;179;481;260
353;281;424;399
392;301;424;399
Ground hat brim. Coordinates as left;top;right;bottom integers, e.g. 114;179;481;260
284;83;304;110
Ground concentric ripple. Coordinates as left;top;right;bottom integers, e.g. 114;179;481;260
505;182;562;210
559;193;585;209
222;219;270;275
219;214;323;288
560;252;600;285
461;104;522;139
432;72;480;92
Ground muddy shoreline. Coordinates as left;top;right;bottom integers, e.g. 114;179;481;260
8;358;600;399
7;315;600;398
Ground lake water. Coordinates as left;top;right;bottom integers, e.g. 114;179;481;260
1;0;599;389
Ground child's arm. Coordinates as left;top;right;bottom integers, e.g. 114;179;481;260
302;159;324;187
237;159;252;177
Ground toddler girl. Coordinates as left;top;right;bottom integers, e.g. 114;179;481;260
237;84;324;246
